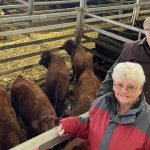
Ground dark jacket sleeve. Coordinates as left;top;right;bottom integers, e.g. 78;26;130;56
97;57;121;97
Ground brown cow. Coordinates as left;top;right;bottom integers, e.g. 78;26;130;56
63;138;88;150
11;76;57;137
0;85;22;150
63;70;100;116
39;50;70;117
62;39;93;82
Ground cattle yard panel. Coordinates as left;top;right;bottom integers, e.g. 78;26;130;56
84;12;145;39
76;0;149;77
0;1;149;84
75;0;149;43
0;0;144;90
0;0;149;88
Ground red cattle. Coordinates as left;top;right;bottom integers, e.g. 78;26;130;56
0;85;22;150
39;51;70;117
63;138;88;150
62;39;94;82
11;76;57;137
64;70;100;116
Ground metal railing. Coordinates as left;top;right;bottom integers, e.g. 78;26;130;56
10;112;88;150
75;0;149;43
2;0;147;81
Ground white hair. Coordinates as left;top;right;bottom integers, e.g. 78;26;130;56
112;62;145;86
143;16;150;30
145;30;150;38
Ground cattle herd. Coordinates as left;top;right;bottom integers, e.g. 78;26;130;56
0;39;100;150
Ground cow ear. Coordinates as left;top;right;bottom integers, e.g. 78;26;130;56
32;120;38;129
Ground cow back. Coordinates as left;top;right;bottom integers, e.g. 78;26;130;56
64;138;88;150
72;46;94;82
11;77;57;136
73;70;100;116
0;85;22;150
46;59;70;103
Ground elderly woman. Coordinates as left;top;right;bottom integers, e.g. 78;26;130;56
58;62;150;150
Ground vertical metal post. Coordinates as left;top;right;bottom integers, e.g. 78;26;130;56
138;32;141;40
119;0;125;15
27;0;34;36
131;0;140;26
75;0;87;45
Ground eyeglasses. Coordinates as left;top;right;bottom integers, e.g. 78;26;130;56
113;83;139;92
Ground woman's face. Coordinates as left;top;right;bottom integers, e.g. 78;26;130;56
113;79;143;107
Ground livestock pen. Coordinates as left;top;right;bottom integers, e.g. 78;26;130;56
0;0;150;149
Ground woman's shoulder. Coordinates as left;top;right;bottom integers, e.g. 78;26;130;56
91;92;113;108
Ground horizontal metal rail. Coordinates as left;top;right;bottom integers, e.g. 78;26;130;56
34;0;80;6
87;3;135;12
0;10;137;30
1;9;149;31
0;47;63;76
0;22;76;36
0;4;27;9
1;2;149;37
10;112;88;150
138;8;150;14
0;0;138;9
84;23;134;43
0;63;39;76
0;0;136;10
85;12;145;34
0;11;76;24
0;48;60;64
0;34;73;51
0;56;71;76
140;0;150;5
83;34;122;54
14;0;27;4
0;3;139;24
0;0;80;9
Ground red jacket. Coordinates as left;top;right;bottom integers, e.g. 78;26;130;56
60;92;150;150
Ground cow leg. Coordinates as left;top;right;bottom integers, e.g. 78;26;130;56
55;100;65;117
70;67;75;82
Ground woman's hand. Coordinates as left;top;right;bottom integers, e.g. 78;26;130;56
58;123;65;137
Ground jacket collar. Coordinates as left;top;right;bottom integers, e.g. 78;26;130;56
106;92;146;124
138;38;147;45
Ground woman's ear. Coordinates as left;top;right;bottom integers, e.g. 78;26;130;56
140;85;144;91
113;83;115;91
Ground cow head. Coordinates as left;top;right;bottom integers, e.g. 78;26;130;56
62;40;77;56
31;115;56;134
39;50;53;69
